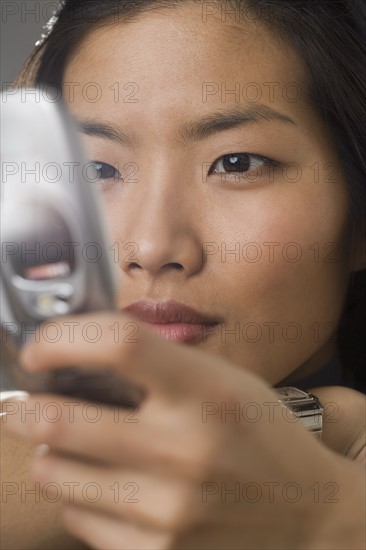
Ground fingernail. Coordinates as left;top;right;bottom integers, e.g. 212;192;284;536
30;452;49;482
0;396;29;438
19;343;37;370
0;392;29;417
0;391;28;410
35;443;50;457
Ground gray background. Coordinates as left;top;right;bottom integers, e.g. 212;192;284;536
1;1;60;85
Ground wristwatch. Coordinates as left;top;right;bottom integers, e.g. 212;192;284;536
275;387;324;439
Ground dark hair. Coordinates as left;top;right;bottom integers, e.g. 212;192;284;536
14;0;366;389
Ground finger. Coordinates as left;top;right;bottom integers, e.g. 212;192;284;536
18;312;156;389
18;312;141;371
1;395;207;473
62;505;173;550
18;312;237;401
31;452;203;532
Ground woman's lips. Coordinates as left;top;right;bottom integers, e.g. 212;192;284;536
122;300;222;344
142;322;219;344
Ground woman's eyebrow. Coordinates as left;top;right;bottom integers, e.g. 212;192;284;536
180;105;296;141
74;104;296;145
75;119;132;146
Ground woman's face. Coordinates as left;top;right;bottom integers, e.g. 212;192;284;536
63;3;357;385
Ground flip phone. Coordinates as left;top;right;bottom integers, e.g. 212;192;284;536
0;89;143;407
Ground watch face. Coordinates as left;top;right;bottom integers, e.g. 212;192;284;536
275;387;309;401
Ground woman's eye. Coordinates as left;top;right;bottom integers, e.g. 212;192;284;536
208;152;279;180
91;161;122;182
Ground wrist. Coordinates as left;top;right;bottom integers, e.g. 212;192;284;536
306;386;366;458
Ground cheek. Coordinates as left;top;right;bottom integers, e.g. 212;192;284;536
219;167;352;310
215;220;350;322
211;176;352;374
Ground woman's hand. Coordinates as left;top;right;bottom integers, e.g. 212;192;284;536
2;313;365;550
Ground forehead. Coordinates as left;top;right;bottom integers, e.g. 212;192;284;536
64;2;307;127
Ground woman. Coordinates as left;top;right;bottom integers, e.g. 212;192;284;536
2;0;365;548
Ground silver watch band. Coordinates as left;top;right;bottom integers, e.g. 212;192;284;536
275;386;323;439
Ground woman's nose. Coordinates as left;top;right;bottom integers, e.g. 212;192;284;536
116;176;205;280
123;230;203;277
